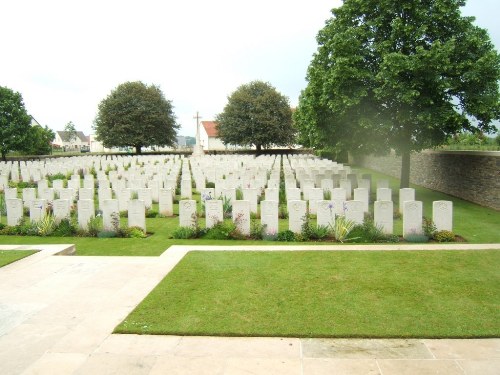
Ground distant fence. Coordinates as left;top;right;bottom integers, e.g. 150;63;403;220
351;150;500;210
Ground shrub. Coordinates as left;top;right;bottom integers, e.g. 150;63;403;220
86;216;102;237
348;219;386;243
423;217;437;238
278;204;288;219
433;230;455;242
0;222;5;231
206;182;215;188
51;218;77;237
277;230;296;242
172;226;198;239
249;220;265;240
145;209;158;218
37;214;56;236
204;220;237;240
127;226;147;238
331;215;357;243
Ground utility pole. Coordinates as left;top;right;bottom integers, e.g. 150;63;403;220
192;111;204;156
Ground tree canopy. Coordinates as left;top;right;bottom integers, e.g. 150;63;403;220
25;125;55;156
0;86;32;161
296;0;500;187
216;81;295;151
94;81;179;154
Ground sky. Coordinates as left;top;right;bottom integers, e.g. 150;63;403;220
1;0;498;137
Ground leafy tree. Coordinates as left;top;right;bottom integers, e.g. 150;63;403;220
297;0;500;187
0;86;32;161
64;121;77;143
25;125;55;155
94;81;179;154
216;81;295;151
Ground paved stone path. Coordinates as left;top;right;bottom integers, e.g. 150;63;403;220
0;244;499;374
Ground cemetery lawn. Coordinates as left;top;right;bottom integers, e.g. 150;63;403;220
115;250;500;338
0;250;38;267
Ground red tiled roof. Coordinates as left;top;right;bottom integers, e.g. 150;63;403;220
201;121;218;137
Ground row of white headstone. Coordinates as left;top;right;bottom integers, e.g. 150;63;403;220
178;198;453;237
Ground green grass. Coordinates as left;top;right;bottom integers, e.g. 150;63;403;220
0;250;38;267
1;167;499;256
115;250;500;338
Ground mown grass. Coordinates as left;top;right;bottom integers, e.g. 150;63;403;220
115;250;500;338
0;168;498;256
0;250;38;267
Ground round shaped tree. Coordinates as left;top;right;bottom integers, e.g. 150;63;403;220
216;81;295;151
94;81;179;154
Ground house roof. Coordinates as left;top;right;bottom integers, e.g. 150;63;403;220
201;121;218;137
57;131;89;143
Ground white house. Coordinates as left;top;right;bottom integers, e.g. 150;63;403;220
53;131;89;151
200;121;226;151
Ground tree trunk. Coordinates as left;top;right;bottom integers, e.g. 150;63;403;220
400;150;411;189
1;150;6;162
256;144;262;154
135;146;142;155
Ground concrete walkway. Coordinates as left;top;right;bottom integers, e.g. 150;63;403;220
0;244;499;374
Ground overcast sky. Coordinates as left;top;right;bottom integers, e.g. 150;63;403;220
1;0;498;137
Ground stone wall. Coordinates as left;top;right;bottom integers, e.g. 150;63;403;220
352;150;500;210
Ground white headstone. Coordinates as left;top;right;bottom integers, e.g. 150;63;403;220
205;199;223;228
403;201;423;237
339;180;352;199
59;188;76;204
377;179;389;189
98;187;112;209
6;198;23;226
79;188;94;201
261;200;278;235
181;179;192;199
374;200;393;235
30;199;47;223
377;188;392;202
344;200;364;225
353;188;369;213
53;199;70;223
22;188;36;208
288;200;307;233
232;200;250;236
317;200;335;228
399;188;415;214
179;200;197;228
286;187;301;202
265;188;279;202
137;188;152;210
433;201;453;232
128;199;146;231
102;199;119;231
78;199;95;230
5;187;17;200
308;188;324;215
242;188;259;214
159;188;174;216
332;188;347;201
118;188;132;212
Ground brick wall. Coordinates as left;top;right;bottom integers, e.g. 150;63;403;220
352;150;500;210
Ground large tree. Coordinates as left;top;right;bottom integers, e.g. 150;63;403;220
297;0;500;187
0;86;32;161
94;81;179;154
25;125;55;155
216;81;295;151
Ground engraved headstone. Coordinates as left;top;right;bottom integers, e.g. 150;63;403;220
179;200;197;228
377;188;392;202
6;198;23;226
205;199;223;228
53;199;70;223
22;188;36;208
374;200;393;234
159;188;173;216
137;188;152;210
353;188;369;213
102;199;119;231
128;199;146;231
399;188;415;214
344;200;364;225
261;200;278;235
78;199;95;230
288;200;307;233
433;201;453;232
317;200;335;228
232;200;250;236
403;201;423;237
